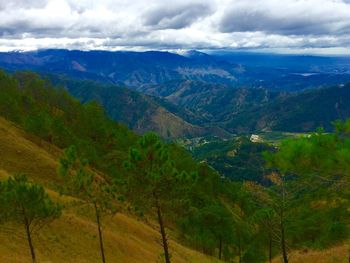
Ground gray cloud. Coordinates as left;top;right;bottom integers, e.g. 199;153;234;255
0;0;48;10
143;2;214;29
0;0;350;54
219;0;350;36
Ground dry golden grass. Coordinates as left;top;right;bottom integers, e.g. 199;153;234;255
272;245;349;263
0;117;61;186
0;117;220;263
0;211;221;263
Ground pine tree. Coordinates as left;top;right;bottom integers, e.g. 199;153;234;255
58;145;117;263
124;132;181;263
0;175;61;263
244;172;296;263
261;121;350;261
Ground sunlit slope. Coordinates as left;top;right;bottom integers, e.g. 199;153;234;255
0;117;60;185
272;245;348;263
0;117;219;263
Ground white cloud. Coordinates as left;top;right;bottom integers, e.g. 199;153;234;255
0;0;350;54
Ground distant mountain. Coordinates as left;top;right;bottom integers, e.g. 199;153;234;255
211;52;350;91
211;52;350;74
0;49;238;87
137;80;284;124
139;79;350;133
2;49;349;92
49;75;230;139
225;83;350;133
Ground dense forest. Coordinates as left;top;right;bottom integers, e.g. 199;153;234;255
0;70;349;263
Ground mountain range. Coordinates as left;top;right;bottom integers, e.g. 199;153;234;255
0;49;237;87
1;49;350;138
2;49;349;91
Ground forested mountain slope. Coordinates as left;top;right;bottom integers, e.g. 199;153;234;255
137;79;350;134
137;80;283;123
48;76;219;139
0;116;220;263
225;83;350;133
0;70;348;263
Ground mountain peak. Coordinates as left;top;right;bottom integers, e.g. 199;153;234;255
182;50;210;58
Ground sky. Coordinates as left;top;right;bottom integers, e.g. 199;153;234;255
1;0;350;54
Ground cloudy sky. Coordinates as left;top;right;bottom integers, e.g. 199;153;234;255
1;0;350;54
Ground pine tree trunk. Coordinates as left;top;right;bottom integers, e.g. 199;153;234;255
94;203;106;263
24;216;36;263
238;231;242;263
155;196;170;263
269;232;273;263
280;221;288;263
280;177;289;263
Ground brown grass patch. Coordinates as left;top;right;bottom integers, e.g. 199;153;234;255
272;245;348;263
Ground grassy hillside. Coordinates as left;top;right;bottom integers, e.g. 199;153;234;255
0;116;347;263
0;116;220;263
272;245;348;263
